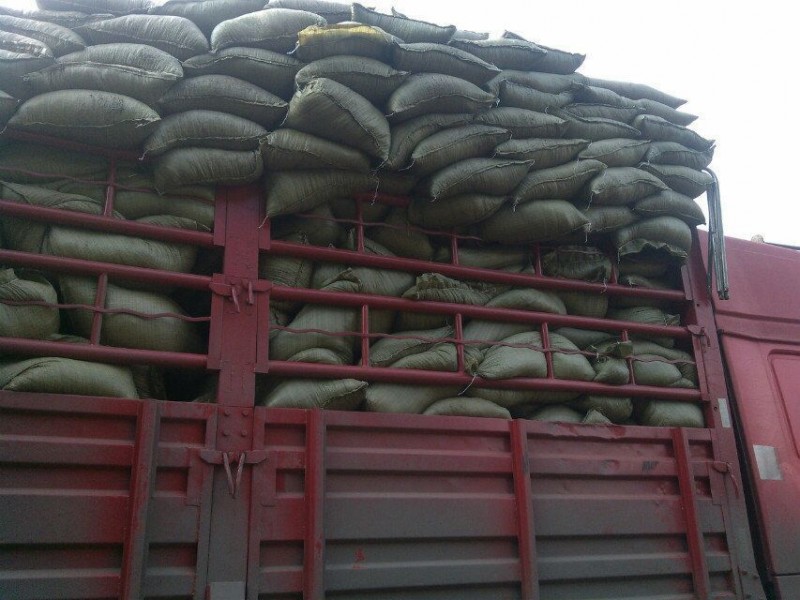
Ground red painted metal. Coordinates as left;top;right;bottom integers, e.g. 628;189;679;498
240;408;758;599
88;272;108;345
266;359;702;400
0;137;772;600
672;427;711;599
0;393;218;599
454;312;465;373
270;285;690;337
359;304;370;367
207;185;262;408
683;231;765;600
708;234;800;599
0;249;212;290
120;401;159;600
0;200;215;246
304;410;326;600
710;235;800;345
0;336;208;369
510;420;539;600
267;239;688;301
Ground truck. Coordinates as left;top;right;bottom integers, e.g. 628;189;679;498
0;3;797;589
0;129;797;600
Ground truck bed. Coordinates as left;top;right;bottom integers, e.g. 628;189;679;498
0;143;767;599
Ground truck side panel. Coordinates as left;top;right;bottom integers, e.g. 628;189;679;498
0;393;218;600
0;394;757;599
248;408;750;600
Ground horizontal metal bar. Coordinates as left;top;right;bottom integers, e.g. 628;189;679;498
0;250;212;291
270;286;690;339
0;337;208;370
0;201;215;247
267;361;703;402
1;129;143;162
267;241;687;302
1;298;210;323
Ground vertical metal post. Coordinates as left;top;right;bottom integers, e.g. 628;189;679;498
672;428;711;599
120;401;160;600
206;185;263;598
620;329;637;385
304;410;326;600
540;322;554;379
511;420;539;600
89;272;108;345
92;157;115;344
360;304;370;367
213;185;262;407
454;313;465;373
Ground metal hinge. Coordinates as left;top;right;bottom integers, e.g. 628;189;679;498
209;277;270;313
199;450;268;498
712;460;741;498
687;325;710;347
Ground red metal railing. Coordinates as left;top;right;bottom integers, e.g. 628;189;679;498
0;132;703;406
0;131;214;376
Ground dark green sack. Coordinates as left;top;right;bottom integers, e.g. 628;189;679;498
578;138;650;168
513;159;605;204
474;107;566;139
210;8;326;53
0;269;60;340
26;43;181;105
154;148;263;192
410;124;510;177
285;77;391;162
143;110;268;157
392;42;500;86
261;129;371;172
8;90;160;149
295;56;408;106
494;138;589;169
351;3;455;44
449;38;547;70
387;73;497;122
77;14;209;61
480;200;589;243
417;158;531;200
150;0;267;36
158;75;288;129
183;47;302;100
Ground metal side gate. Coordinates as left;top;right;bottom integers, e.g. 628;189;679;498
0;148;765;599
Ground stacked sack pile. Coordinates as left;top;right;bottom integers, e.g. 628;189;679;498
0;0;714;426
0;0;228;400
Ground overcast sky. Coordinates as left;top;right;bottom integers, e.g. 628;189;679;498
2;0;796;244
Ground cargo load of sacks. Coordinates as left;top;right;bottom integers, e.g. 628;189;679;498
0;0;712;426
0;151;215;401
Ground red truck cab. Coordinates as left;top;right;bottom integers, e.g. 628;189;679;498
710;235;800;600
